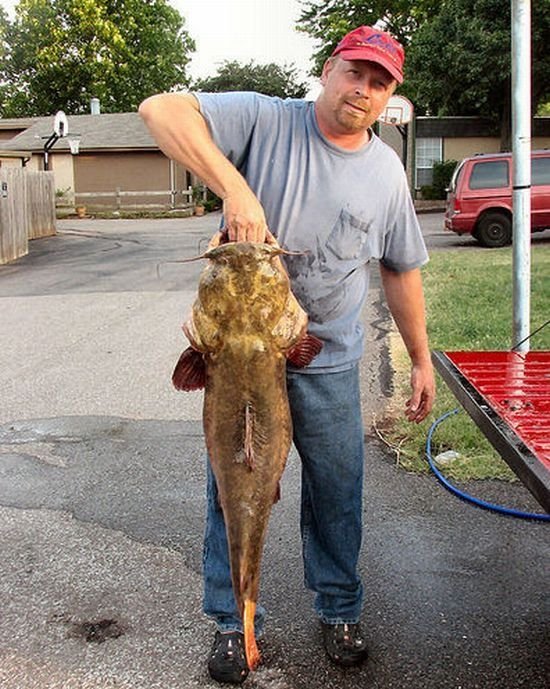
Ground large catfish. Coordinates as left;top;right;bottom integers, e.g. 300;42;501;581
172;234;321;670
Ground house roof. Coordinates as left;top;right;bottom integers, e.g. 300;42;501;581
0;112;157;153
416;116;550;138
416;117;499;138
0;118;36;130
0;150;32;158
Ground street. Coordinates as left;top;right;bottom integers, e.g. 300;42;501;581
419;211;550;250
0;213;548;689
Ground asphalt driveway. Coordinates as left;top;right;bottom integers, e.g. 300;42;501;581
0;214;548;689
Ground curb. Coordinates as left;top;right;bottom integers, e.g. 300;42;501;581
414;203;446;214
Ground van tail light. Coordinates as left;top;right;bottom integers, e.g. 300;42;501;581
453;197;462;214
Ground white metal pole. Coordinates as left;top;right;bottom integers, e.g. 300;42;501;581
511;0;531;351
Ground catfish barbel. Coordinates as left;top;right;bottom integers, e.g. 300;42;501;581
172;235;321;670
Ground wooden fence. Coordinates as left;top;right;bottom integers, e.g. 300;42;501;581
28;171;56;240
74;185;202;210
0;169;56;265
0;169;27;264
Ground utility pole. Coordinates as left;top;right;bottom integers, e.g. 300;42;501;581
511;0;531;351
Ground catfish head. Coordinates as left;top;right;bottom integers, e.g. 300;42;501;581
172;239;322;391
197;242;295;330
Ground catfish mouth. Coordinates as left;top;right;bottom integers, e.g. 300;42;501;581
204;239;307;262
205;242;284;260
167;233;307;264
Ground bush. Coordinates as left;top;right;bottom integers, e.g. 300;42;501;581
419;184;442;200
432;159;458;198
419;160;458;200
205;190;222;213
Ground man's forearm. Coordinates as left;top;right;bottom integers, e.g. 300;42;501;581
379;264;431;364
139;93;247;200
380;263;435;422
139;93;267;241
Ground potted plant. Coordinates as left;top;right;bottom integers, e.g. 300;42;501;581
192;185;206;216
55;187;72;207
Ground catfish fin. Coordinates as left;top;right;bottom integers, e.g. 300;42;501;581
244;402;255;469
182;317;202;351
286;333;323;368
172;347;206;391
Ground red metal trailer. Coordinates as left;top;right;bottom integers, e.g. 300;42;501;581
432;350;550;512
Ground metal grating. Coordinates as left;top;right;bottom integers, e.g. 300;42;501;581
433;350;550;512
447;351;550;466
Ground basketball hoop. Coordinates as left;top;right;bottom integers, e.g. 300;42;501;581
68;137;80;155
378;95;414;126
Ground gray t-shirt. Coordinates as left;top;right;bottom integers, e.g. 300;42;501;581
196;91;428;372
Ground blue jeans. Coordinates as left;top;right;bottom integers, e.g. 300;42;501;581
202;365;365;632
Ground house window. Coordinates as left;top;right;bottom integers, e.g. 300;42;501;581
416;137;442;187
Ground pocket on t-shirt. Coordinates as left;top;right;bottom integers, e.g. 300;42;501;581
326;209;372;261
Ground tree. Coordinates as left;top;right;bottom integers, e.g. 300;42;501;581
405;0;550;149
296;0;550;151
193;60;308;99
0;7;11;114
296;0;440;75
0;0;195;117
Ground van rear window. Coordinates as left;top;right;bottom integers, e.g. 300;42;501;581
532;157;550;185
468;161;509;190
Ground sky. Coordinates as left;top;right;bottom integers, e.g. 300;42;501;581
178;0;318;80
2;0;322;95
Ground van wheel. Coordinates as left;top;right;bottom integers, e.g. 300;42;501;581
475;212;512;248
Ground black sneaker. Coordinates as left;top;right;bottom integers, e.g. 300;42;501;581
321;622;368;667
207;631;249;684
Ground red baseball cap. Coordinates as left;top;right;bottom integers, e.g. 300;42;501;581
331;26;405;84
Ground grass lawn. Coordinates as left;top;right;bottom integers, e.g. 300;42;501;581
380;243;550;481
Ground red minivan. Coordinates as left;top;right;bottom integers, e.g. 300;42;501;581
444;150;550;247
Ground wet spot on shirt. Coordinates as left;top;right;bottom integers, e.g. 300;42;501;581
282;210;372;323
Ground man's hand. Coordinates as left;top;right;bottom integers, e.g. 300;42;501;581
405;361;435;423
207;227;277;251
223;189;268;243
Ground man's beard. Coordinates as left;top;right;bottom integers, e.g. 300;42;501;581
334;97;371;132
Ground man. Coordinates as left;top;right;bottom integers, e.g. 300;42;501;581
140;25;435;684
